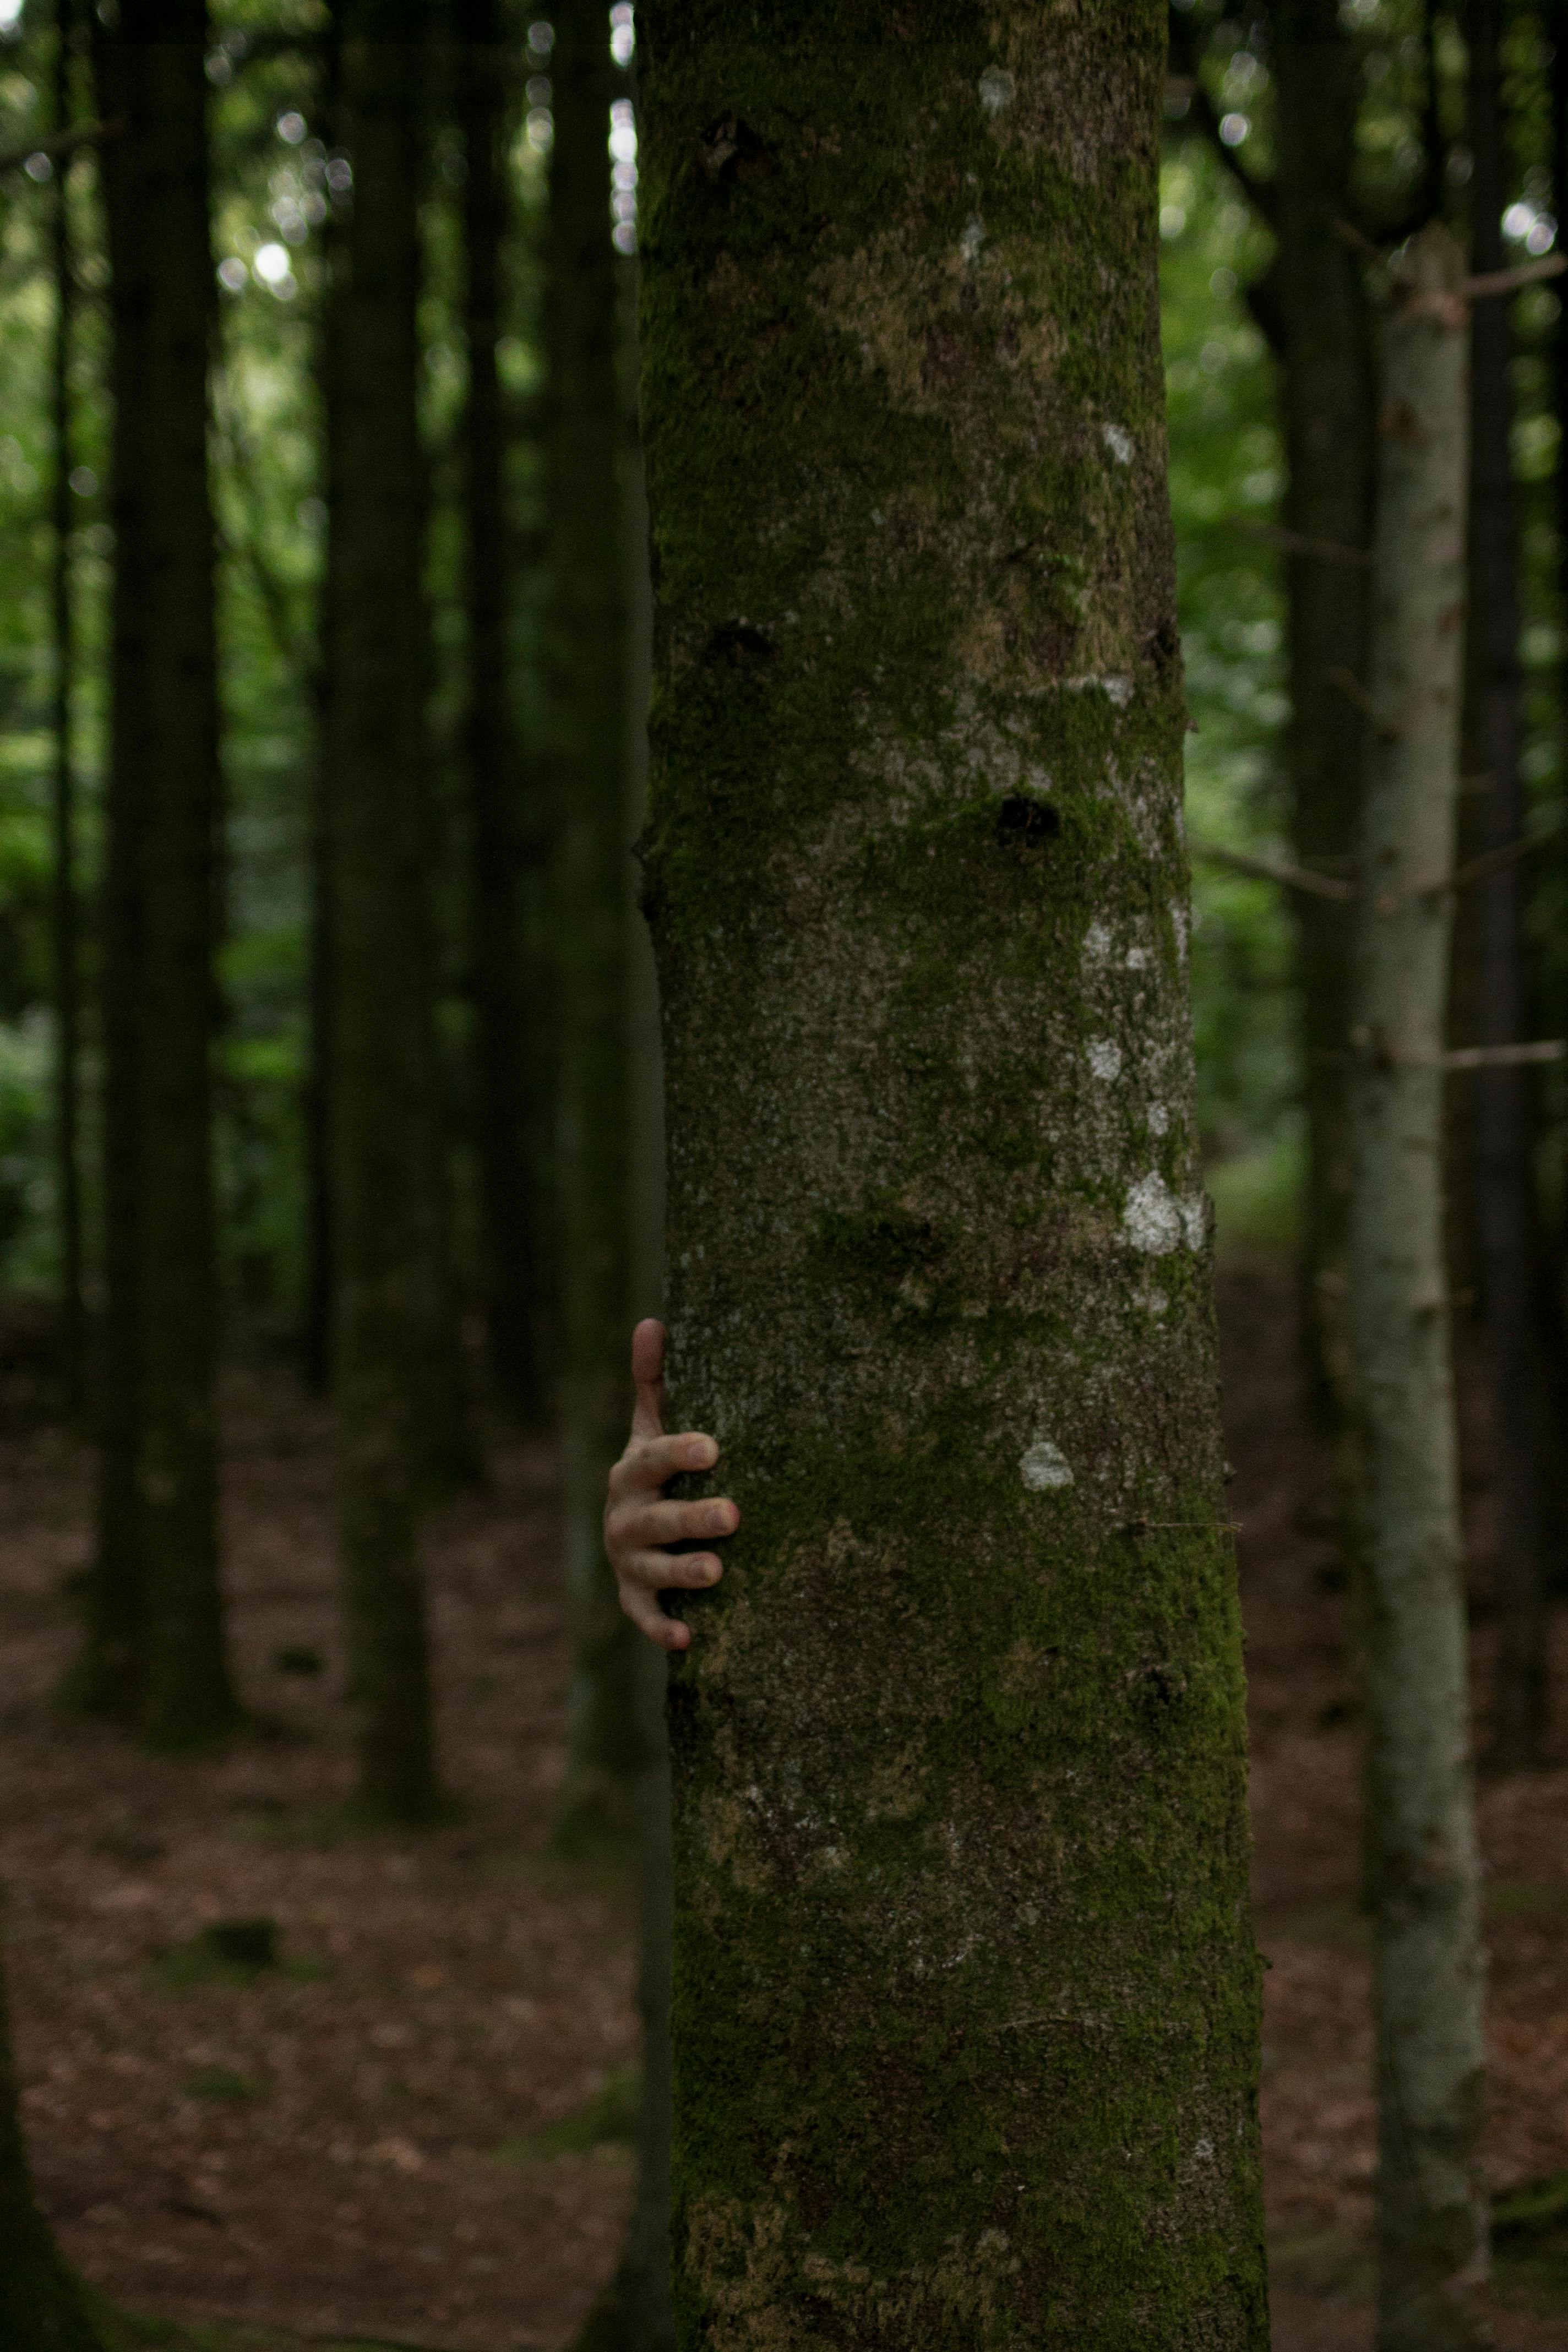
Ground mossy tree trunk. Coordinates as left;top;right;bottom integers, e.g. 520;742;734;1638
1464;0;1550;1770
50;0;84;1424
639;8;1268;2343
1271;0;1376;1431
1348;226;1487;2352
79;0;235;1750
459;0;543;1428
549;0;641;1855
330;0;442;1821
0;1941;103;2351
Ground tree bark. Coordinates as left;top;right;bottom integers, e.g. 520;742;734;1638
1464;0;1550;1769
78;0;234;1749
549;0;641;1856
1348;225;1487;2352
1270;0;1378;1432
331;0;442;1821
459;0;543;1428
50;0;84;1425
640;8;1268;2342
0;1941;103;2351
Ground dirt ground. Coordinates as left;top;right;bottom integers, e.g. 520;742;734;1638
1;1262;1565;2351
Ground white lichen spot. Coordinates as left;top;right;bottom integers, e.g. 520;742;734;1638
1193;2136;1215;2161
1020;1439;1074;1492
1087;1038;1122;1081
1103;674;1134;709
1170;903;1189;963
1145;1287;1168;1317
1125;945;1149;971
1124;1171;1204;1256
979;65;1015;113
1082;919;1111;965
1102;421;1135;465
959;215;984;265
1147;1101;1169;1136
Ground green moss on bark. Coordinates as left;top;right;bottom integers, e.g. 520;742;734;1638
640;5;1267;2344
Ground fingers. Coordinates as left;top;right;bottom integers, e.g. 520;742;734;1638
608;1430;718;1499
617;1577;693;1651
610;1494;738;1552
629;1318;666;1440
614;1546;722;1651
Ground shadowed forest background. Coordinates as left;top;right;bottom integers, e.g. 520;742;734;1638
0;2;1567;2350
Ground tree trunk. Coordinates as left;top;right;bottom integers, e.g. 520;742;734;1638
570;248;675;2352
1348;224;1487;2352
302;20;344;1402
1271;0;1378;1433
0;1942;103;2351
50;0;84;1425
459;0;543;1429
639;8;1268;2342
1464;0;1550;1768
549;0;640;1857
78;0;234;1750
331;0;442;1821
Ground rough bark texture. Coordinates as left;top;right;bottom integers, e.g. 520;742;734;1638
1270;0;1376;1430
1464;0;1550;1769
50;0;84;1423
640;8;1268;2344
1349;226;1487;2352
549;0;641;1855
0;1937;104;2351
460;0;543;1428
331;0;440;1821
80;0;234;1749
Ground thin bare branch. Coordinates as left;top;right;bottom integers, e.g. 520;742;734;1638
1190;840;1356;902
1236;520;1371;568
1464;253;1567;300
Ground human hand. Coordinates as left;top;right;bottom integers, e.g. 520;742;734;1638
605;1318;737;1651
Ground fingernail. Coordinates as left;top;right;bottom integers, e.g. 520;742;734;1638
690;1438;718;1468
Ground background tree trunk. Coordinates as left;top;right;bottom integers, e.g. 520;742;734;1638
1271;0;1377;1434
549;0;640;1857
640;7;1268;2341
331;0;442;1822
77;0;233;1749
0;1942;103;2351
50;0;84;1426
1349;225;1487;2352
1464;0;1551;1770
460;0;542;1430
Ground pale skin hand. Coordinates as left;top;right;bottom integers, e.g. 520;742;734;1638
605;1318;737;1652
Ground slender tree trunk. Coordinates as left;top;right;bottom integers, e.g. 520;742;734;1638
1349;225;1487;2352
1270;0;1378;1433
640;8;1268;2340
75;0;233;1748
1465;0;1550;1769
331;0;442;1821
571;255;675;2352
50;0;84;1424
459;0;542;1428
0;1941;103;2352
549;0;640;1856
302;24;344;1402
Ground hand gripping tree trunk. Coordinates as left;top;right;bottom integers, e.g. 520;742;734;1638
0;1939;103;2350
638;8;1268;2343
331;0;442;1821
549;0;643;1855
1348;226;1487;2352
78;0;235;1749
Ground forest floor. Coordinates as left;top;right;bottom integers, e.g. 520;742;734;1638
1;1260;1566;2352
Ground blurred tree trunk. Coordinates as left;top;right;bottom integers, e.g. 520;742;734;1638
1271;0;1376;1431
1466;0;1550;1768
459;0;543;1427
74;0;235;1749
640;7;1268;2342
1349;225;1487;2352
50;0;84;1424
331;0;442;1820
549;0;640;1856
302;22;345;1401
0;1943;103;2351
569;249;675;2352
